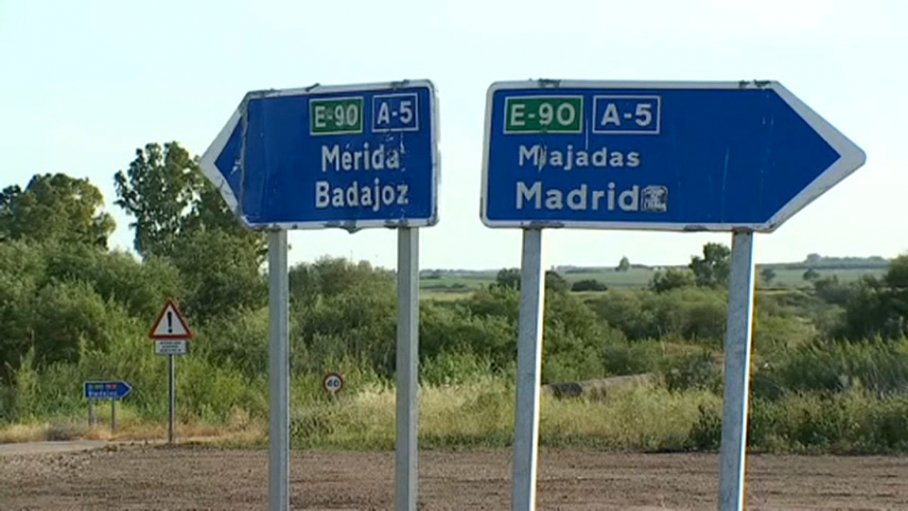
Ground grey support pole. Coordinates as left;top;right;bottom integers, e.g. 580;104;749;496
168;355;175;443
511;227;546;511
718;230;757;511
395;227;420;511
268;230;290;511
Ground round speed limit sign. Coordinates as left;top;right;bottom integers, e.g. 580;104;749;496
323;372;344;395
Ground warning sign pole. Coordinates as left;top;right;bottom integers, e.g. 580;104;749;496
149;299;193;444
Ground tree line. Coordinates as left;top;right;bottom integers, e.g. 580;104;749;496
2;140;908;453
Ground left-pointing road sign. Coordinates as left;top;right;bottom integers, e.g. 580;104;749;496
83;381;132;400
199;80;440;231
481;80;866;232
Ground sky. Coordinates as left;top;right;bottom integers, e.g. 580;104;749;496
1;0;905;271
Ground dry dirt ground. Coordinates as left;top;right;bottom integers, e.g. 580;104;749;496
2;443;908;510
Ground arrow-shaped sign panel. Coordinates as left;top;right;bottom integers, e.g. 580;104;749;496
480;80;866;232
83;380;133;400
199;80;440;231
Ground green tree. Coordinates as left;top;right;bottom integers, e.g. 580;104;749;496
169;229;267;322
571;279;607;292
41;242;182;319
885;254;908;334
114;142;202;258
0;185;22;241
650;267;695;293
0;174;114;247
0;240;45;381
617;256;631;272
545;270;570;292
495;268;521;290
114;141;265;260
689;242;731;288
838;255;908;340
803;268;821;281
289;257;394;308
114;142;267;322
760;267;777;286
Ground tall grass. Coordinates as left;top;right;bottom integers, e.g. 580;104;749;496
4;306;908;455
7;348;908;455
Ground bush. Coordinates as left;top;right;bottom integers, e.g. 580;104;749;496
753;337;908;399
661;351;722;394
571;279;607;292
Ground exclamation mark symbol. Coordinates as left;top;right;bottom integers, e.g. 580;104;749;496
166;311;173;333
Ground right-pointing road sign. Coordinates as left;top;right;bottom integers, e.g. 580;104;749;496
481;79;866;232
83;381;132;400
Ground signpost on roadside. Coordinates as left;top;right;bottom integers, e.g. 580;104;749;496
323;372;344;398
200;80;439;511
480;79;866;511
149;298;193;444
83;380;132;433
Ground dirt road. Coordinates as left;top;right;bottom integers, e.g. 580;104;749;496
1;444;906;510
0;440;111;457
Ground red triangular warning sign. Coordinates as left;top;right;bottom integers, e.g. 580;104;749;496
149;299;193;340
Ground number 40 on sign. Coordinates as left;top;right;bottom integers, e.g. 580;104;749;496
323;372;344;395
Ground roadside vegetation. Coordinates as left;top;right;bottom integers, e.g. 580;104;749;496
2;141;907;454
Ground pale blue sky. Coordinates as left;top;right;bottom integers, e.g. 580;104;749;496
1;0;905;270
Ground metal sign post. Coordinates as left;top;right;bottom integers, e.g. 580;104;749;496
480;79;866;511
395;227;420;511
200;80;440;511
718;230;756;509
149;299;193;444
268;229;290;508
510;228;546;510
83;381;132;434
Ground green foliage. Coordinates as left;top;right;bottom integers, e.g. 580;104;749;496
760;267;777;286
545;270;570;292
584;287;726;343
688;389;908;453
662;351;722;393
571;279;607;292
169;229;266;322
617;256;631;272
113;142;206;258
836;255;908;340
112;141;267;323
494;268;520;290
41;243;183;319
3;163;908;454
650;267;695;293
0;174;114;247
753;337;908;399
689;242;731;288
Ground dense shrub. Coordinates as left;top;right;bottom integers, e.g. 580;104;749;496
2;225;908;455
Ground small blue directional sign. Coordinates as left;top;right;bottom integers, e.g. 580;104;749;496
481;80;866;232
200;80;439;230
83;381;132;400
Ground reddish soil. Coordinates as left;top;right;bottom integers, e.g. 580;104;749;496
1;444;907;510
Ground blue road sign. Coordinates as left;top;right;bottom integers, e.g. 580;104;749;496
481;80;866;232
200;80;439;230
83;381;132;400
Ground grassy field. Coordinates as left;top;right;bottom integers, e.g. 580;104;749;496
420;266;886;298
